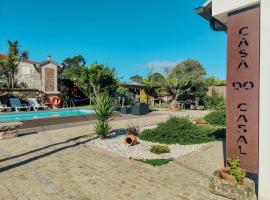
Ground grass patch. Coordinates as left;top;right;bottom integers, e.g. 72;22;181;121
203;109;226;126
139;117;217;145
135;159;171;166
150;144;170;154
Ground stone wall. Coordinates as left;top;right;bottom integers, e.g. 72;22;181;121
15;61;42;90
0;89;46;105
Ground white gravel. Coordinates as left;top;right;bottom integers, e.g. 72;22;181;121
76;128;210;160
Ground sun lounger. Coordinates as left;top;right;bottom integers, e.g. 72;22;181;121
0;101;12;112
10;98;31;112
27;98;48;111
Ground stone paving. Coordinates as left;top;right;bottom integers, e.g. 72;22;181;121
0;110;229;200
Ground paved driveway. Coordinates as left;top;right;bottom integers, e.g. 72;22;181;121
0;111;228;200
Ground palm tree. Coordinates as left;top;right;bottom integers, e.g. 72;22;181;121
1;40;28;88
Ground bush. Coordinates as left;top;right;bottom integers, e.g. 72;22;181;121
204;110;226;126
139;117;217;145
203;92;225;110
150;144;170;154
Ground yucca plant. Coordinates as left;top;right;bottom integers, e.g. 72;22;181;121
94;93;115;138
94;121;111;138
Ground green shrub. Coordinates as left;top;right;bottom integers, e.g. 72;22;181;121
94;94;115;138
136;159;171;166
150;144;170;154
203;92;225;110
227;157;246;183
203;110;226;126
139;117;217;144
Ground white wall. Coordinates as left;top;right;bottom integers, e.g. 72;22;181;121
259;1;270;199
212;0;260;24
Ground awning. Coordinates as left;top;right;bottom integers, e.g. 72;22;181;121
195;0;227;32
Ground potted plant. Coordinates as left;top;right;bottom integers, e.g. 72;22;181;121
209;157;256;200
120;105;132;114
219;157;246;184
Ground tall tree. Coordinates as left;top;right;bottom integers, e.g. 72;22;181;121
60;55;86;81
76;63;119;100
0;41;28;88
88;63;119;97
148;72;165;84
129;75;143;83
166;59;207;103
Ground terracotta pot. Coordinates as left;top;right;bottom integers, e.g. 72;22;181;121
196;119;209;125
125;134;137;146
219;167;244;184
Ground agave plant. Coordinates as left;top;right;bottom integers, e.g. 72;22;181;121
94;93;115;138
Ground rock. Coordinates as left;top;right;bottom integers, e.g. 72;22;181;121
209;170;257;200
0;130;18;139
0;122;23;131
0;122;23;140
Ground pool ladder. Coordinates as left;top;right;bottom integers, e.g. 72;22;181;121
63;100;76;108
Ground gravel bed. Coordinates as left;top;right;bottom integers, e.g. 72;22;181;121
76;128;211;160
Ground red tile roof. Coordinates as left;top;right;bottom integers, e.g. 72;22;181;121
0;53;38;64
0;53;62;67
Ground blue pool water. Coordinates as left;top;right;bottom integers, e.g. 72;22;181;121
0;109;95;122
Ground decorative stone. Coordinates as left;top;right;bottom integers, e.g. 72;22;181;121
0;130;18;139
209;170;257;200
0;122;23;131
0;122;23;140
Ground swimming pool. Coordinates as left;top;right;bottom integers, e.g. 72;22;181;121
0;109;95;122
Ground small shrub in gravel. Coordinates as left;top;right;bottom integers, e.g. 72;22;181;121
139;117;217;145
127;126;139;136
150;144;170;154
203;109;226;126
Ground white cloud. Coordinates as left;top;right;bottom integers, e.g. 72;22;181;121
135;60;181;74
145;60;179;69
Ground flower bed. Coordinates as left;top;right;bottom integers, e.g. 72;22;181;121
76;128;211;160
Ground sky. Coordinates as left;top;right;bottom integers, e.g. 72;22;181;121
0;0;227;81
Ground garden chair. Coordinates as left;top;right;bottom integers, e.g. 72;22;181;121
0;101;12;112
27;98;48;111
10;98;31;112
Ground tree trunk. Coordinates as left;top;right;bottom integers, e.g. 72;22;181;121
11;78;14;89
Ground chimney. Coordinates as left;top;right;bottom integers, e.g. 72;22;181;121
48;55;51;60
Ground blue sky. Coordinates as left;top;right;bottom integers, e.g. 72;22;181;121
0;0;227;81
